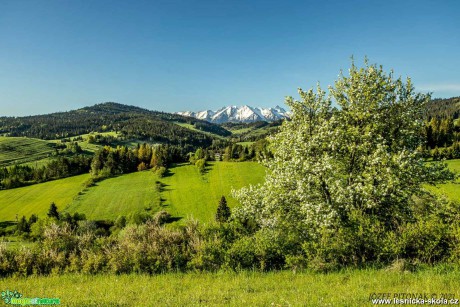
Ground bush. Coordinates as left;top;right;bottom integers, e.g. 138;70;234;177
227;236;257;270
154;166;167;178
195;159;206;174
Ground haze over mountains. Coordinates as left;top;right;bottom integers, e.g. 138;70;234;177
176;105;290;123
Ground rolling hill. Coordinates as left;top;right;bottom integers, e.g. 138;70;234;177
0;174;90;221
0;162;265;222
0;102;231;145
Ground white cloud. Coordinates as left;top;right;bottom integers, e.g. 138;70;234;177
417;83;460;92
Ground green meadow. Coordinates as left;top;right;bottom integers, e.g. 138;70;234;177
425;159;460;202
160;162;265;221
0;174;90;221
0;137;55;167
67;161;265;221
174;122;226;139
0;268;459;306
65;171;162;220
0;161;265;222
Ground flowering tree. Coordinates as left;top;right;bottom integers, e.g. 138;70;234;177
233;61;453;239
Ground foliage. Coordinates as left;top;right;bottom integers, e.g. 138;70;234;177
234;61;454;237
229;61;458;270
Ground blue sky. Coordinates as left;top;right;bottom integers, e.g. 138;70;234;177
0;0;459;116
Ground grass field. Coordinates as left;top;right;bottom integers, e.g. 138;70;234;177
0;174;90;221
0;137;56;167
0;268;459;306
174;122;226;139
67;161;265;221
0;162;264;223
65;171;161;220
160;162;265;222
229;127;253;134
426;159;460;202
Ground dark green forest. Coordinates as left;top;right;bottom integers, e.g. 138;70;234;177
0;102;230;144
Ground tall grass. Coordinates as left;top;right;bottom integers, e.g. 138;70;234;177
0;269;459;306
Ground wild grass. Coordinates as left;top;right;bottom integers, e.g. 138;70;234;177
0;268;459;306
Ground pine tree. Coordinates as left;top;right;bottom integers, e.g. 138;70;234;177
216;196;231;223
16;216;29;233
47;202;60;220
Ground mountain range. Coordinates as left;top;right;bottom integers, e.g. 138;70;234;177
176;105;290;123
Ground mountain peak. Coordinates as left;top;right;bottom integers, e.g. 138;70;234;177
176;105;289;123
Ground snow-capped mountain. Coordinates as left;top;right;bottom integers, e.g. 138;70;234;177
176;105;289;123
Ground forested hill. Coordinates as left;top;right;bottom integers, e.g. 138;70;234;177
426;96;460;120
0;102;231;146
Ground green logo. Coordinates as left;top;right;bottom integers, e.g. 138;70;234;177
1;290;60;305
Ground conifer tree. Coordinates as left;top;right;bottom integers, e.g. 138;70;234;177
47;202;60;220
216;196;231;223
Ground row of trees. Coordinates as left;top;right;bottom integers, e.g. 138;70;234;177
427;142;460;160
90;143;184;178
422;117;460;149
0;155;91;190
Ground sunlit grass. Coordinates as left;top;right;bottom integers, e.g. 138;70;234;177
0;268;458;306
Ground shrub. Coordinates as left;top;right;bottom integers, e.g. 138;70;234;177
227;236;257;270
154;166;167;178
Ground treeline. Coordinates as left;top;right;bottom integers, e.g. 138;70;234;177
188;139;272;166
221;139;272;161
0;102;230;145
423;117;460;148
421;117;460;160
422;97;460;159
88;143;184;181
0;142;186;190
0;155;91;190
426;96;460;120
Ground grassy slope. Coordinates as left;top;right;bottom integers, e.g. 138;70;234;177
174;122;225;139
65;171;161;220
0;162;264;222
65;162;265;221
0;174;90;221
0;137;55;167
160;162;265;221
0;269;459;306
426;159;460;202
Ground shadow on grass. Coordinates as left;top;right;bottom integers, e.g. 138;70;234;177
0;221;16;229
166;216;182;224
160;168;174;178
